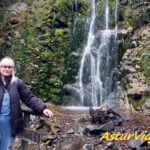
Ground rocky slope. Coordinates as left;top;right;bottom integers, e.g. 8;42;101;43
119;0;150;113
13;106;150;150
0;0;150;111
120;25;150;108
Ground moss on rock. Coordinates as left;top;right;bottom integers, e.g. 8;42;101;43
141;48;150;84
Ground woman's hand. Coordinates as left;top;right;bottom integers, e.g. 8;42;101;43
43;109;53;118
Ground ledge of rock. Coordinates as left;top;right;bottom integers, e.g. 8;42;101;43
127;84;150;97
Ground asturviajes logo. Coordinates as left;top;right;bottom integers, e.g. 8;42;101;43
100;131;150;144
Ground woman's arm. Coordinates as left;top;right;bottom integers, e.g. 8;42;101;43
17;79;53;117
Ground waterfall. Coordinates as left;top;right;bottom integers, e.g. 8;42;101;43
74;0;78;11
115;0;118;39
72;0;119;107
105;0;109;30
78;0;96;106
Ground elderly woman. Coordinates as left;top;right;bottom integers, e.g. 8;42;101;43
0;57;53;150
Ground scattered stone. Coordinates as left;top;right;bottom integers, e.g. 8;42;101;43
56;135;85;150
86;121;115;134
99;121;115;132
9;16;19;24
86;124;103;134
130;40;138;48
83;144;93;150
14;31;21;38
42;135;57;142
121;65;136;75
143;100;150;116
39;143;47;150
67;129;74;134
106;142;114;148
128;138;147;149
60;134;68;139
121;0;128;5
144;100;150;109
127;84;150;97
7;2;27;13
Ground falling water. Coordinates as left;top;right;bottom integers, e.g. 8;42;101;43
74;0;78;11
105;0;109;30
73;0;119;107
115;0;118;39
78;0;96;106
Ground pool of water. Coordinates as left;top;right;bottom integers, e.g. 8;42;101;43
62;106;101;114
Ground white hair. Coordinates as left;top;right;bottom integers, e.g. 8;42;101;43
0;57;17;83
0;57;15;67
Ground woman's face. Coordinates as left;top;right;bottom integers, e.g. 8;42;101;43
0;64;14;77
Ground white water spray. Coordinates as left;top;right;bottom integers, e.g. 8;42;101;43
105;0;109;30
74;0;78;11
74;0;119;107
79;0;96;105
115;0;118;39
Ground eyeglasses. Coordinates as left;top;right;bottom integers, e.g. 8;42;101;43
1;65;14;69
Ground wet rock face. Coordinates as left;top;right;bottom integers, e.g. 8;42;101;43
118;0;150;112
120;26;150;110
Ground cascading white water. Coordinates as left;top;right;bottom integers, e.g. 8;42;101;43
73;0;119;107
115;0;118;39
105;0;109;30
78;0;96;105
74;0;78;11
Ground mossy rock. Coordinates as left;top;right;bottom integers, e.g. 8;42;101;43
141;48;150;84
129;96;150;108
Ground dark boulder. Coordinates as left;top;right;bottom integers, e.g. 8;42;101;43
85;121;115;134
89;107;122;125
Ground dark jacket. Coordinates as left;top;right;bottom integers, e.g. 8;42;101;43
0;75;47;136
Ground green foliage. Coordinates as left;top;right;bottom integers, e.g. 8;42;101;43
62;95;75;105
5;0;89;105
141;48;150;84
108;0;118;27
26;0;38;6
129;96;150;108
119;3;139;29
55;29;65;36
9;0;68;104
0;11;6;22
54;0;88;13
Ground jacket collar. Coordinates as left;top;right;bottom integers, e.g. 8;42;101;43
0;74;12;89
